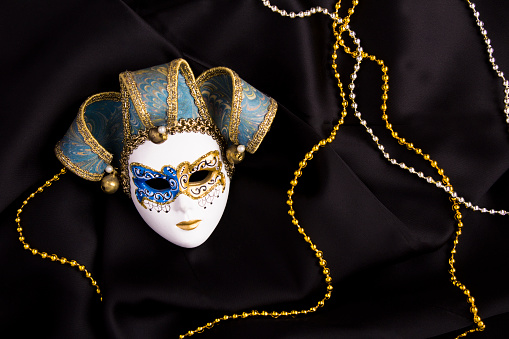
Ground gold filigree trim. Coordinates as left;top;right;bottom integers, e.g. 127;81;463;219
246;97;278;154
166;61;179;127
196;67;243;144
54;145;104;181
229;72;243;145
76;92;120;163
120;117;233;197
120;71;154;129
120;81;131;154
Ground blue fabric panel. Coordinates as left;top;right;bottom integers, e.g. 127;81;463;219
129;98;145;135
84;100;123;162
200;73;232;141
237;80;272;146
131;64;169;126
58;118;108;176
177;72;200;120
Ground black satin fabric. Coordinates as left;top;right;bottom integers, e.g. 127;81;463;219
2;1;509;338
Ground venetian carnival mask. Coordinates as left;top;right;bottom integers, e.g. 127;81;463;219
55;59;277;247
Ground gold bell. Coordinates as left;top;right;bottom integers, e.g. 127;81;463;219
101;172;119;194
226;144;246;164
148;125;168;144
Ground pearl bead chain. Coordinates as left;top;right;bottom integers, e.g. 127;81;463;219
343;21;509;216
261;0;338;21
466;0;509;127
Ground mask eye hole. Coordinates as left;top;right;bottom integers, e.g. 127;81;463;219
145;178;171;190
189;170;213;185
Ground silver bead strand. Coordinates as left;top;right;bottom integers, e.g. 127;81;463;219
344;25;508;216
466;0;509;126
261;0;338;21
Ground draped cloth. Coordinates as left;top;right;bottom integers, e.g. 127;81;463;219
1;1;509;338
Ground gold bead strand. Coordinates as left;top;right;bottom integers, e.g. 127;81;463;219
180;2;364;336
177;126;341;330
179;225;334;338
15;168;103;301
448;197;485;337
179;233;334;339
333;10;484;337
180;92;342;335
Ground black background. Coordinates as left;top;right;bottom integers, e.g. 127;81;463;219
1;1;509;338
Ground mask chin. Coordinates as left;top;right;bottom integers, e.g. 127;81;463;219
127;131;231;248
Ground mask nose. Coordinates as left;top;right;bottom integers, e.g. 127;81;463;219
173;195;197;218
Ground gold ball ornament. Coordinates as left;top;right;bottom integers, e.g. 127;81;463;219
148;126;168;144
226;144;245;164
101;173;119;194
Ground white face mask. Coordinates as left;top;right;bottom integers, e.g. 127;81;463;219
127;132;230;248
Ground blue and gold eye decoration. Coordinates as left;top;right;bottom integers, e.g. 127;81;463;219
130;150;226;211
